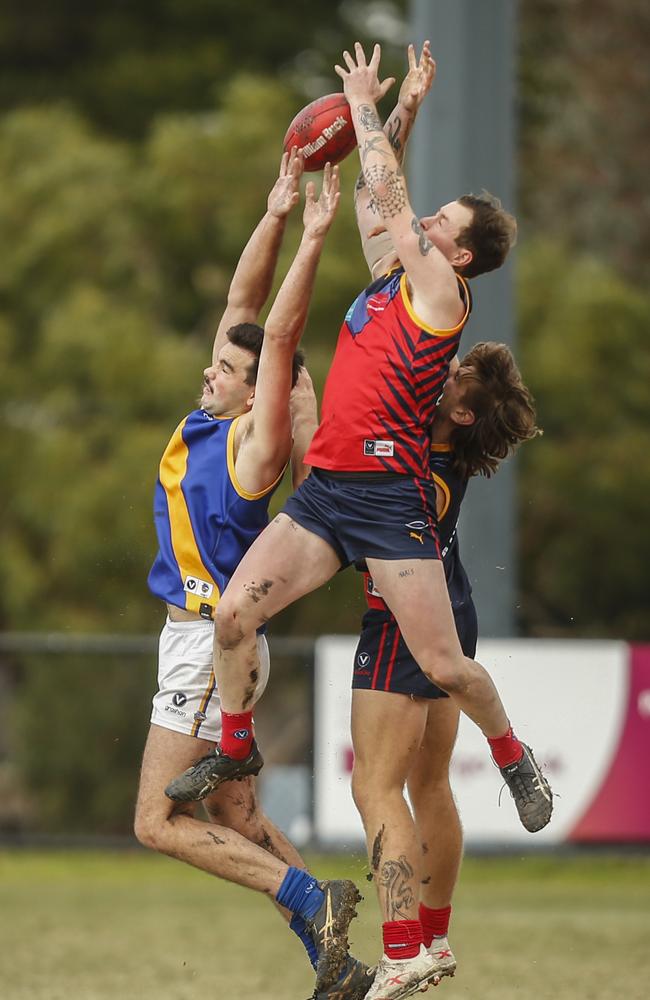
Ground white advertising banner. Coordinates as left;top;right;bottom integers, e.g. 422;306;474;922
314;637;630;846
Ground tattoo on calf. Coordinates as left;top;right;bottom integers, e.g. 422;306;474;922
206;831;226;846
364;164;407;220
411;216;433;256
379;855;416;921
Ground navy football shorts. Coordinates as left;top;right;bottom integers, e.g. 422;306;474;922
282;468;440;567
352;600;478;699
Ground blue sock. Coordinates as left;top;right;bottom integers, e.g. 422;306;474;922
289;913;318;969
276;866;325;921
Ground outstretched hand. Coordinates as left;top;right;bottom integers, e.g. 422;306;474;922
290;365;318;420
398;40;436;113
268;146;305;219
334;42;395;106
303;162;341;238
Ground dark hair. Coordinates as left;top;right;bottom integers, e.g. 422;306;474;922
450;342;541;479
226;323;304;388
456;192;517;278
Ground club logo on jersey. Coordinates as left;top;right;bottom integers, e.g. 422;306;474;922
172;692;188;707
233;728;250;740
357;652;370;667
366;291;390;314
364;438;394;457
184;575;214;598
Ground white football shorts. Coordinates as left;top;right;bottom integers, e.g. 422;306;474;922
150;617;270;742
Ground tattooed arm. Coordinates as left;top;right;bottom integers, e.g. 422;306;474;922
336;42;464;328
354;41;436;276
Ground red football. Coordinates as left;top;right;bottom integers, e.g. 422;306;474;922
283;93;357;172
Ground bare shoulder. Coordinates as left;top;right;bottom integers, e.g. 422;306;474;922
232;410;291;497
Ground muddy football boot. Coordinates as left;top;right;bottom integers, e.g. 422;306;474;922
427;936;456;980
309;956;376;1000
364;944;436;1000
499;742;553;832
164;740;263;802
307;880;363;993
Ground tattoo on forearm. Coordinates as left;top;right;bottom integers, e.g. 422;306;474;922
379;855;416;921
364;164;407;219
358;104;383;133
411;215;433;256
361;134;390;165
206;831;226;846
354;173;367;199
387;116;402;156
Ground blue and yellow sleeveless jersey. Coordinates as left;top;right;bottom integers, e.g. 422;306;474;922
148;409;284;617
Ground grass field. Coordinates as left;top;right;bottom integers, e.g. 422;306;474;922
1;849;649;999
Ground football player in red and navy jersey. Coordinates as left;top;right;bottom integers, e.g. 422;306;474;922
166;43;551;997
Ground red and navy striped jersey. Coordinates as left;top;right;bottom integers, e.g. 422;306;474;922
305;267;471;476
148;410;283;617
365;443;472;611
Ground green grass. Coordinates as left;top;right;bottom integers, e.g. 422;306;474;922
1;850;649;999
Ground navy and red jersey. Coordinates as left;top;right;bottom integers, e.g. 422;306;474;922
364;443;472;615
304;267;471;476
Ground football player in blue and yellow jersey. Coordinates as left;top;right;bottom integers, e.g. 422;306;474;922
135;155;374;999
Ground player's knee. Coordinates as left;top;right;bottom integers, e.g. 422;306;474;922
214;599;246;650
421;652;468;694
351;761;396;817
350;766;371;817
409;774;453;813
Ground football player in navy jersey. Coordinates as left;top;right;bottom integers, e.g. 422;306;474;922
135;156;377;1000
350;344;541;994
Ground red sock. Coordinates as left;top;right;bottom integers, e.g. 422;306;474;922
419;904;451;947
488;726;524;768
220;710;254;759
382;920;423;960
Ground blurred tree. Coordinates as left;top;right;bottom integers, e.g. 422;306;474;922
0;0;408;139
518;240;650;639
519;0;650;286
0;87;370;635
11;653;152;834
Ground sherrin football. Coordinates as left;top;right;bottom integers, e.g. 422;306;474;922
283;93;357;172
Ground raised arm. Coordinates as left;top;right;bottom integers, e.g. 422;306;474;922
355;42;436;277
336;43;462;327
211;148;304;364
234;165;340;493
